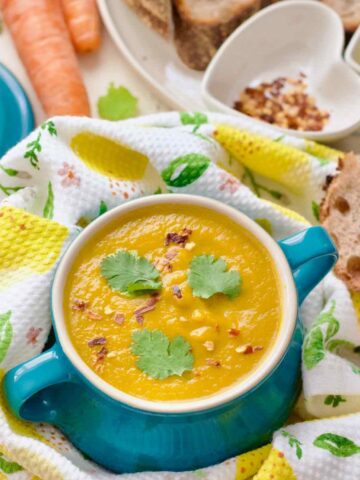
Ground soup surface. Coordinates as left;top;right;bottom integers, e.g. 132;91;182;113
65;204;282;401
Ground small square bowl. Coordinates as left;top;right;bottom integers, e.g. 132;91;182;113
201;0;360;142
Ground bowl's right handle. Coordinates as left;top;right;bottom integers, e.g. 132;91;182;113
3;343;74;421
278;226;338;304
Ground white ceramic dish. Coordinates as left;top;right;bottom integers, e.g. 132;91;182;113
345;26;360;75
202;0;360;142
97;0;206;110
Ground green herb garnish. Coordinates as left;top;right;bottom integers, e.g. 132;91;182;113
131;329;194;379
101;250;162;294
97;83;138;120
188;255;241;299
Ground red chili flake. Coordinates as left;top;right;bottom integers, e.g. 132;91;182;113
236;344;263;354
134;295;160;324
215;323;220;333
165;228;192;247
165;248;178;261
114;313;125;325
228;327;240;337
87;311;103;320
88;337;106;347
96;347;108;362
278;451;284;458
172;285;182;299
206;358;221;367
19;224;26;230
72;299;88;311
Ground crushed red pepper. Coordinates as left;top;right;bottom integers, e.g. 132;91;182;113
165;228;192;247
172;285;182;299
88;337;106;347
228;327;240;337
114;313;125;325
72;299;88;311
87;310;103;320
134;295;160;324
234;73;330;132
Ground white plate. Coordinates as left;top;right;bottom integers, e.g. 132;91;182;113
97;0;206;111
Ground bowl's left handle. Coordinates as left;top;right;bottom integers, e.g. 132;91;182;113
3;343;73;421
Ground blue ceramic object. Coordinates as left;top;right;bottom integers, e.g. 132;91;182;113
3;196;338;474
0;63;34;158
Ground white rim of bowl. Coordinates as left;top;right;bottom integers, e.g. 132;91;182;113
52;194;298;414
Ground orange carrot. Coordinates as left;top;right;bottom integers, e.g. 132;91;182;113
1;0;90;117
61;0;101;53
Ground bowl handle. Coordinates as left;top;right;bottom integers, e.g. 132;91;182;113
278;226;338;304
3;343;73;421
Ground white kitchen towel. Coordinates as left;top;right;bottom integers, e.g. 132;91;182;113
0;112;360;480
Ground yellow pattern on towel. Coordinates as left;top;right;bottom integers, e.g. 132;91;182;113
236;444;272;479
254;449;296;480
214;125;311;194
71;132;149;180
0;207;68;289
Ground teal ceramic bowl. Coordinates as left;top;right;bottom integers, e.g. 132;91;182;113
0;63;34;157
3;195;338;473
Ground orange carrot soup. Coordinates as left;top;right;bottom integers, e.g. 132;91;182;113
64;204;282;401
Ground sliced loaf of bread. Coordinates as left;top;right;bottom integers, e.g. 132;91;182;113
173;0;261;70
123;0;173;37
320;153;360;291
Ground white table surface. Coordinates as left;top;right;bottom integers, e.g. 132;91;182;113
0;23;169;125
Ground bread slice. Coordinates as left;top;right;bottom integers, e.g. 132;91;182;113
320;153;360;291
321;0;360;32
173;0;261;70
123;0;173;37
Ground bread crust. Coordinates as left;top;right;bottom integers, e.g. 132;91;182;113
173;0;260;70
320;153;360;291
123;0;172;37
321;0;360;32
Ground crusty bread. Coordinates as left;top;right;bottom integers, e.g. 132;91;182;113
173;0;261;70
123;0;173;37
320;153;360;291
321;0;360;32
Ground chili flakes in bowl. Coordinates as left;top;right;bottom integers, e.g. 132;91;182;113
234;73;330;132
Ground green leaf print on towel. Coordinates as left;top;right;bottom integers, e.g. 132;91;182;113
41;120;57;136
314;433;360;457
98;200;108;216
24;132;42;170
161;154;210;187
303;301;339;369
180;112;208;133
324;395;347;408
0;311;12;363
281;430;303;460
43;181;54;219
24;121;57;170
0;454;23;474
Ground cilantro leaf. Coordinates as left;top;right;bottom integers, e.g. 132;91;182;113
101;250;161;294
189;255;241;299
131;329;194;379
97;83;138;121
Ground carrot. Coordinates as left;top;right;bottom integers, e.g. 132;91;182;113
1;0;90;117
61;0;101;53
